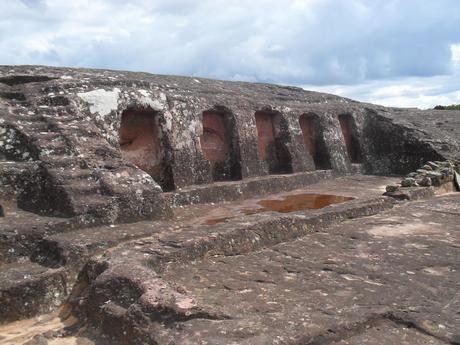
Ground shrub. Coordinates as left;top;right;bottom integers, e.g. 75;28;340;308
433;104;460;110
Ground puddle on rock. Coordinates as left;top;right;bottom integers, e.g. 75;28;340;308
205;193;354;225
255;193;354;213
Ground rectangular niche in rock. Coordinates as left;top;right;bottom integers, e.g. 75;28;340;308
338;113;362;163
200;108;242;181
299;113;332;170
119;107;174;191
255;110;293;174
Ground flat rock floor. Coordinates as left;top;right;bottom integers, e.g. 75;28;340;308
171;175;397;226
160;193;460;344
0;176;459;345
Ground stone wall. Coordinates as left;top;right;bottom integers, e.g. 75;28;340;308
0;66;458;223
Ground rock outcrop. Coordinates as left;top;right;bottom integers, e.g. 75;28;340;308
1;66;459;345
1;65;459;224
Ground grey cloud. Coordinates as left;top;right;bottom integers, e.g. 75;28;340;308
1;0;459;107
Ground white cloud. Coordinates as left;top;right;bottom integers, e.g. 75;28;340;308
1;0;460;108
304;73;460;109
452;44;460;65
305;41;460;109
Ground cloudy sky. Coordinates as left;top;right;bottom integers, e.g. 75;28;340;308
1;0;460;108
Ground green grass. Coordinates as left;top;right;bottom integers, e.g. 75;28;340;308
433;104;460;110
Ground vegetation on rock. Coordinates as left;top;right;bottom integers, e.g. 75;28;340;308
433;104;460;110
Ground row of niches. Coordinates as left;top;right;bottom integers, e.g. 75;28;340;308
118;108;363;191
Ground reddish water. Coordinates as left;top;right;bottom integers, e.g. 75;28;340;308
205;193;354;225
256;193;354;213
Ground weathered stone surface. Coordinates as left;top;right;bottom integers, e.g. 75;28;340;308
422;164;433;171
0;262;67;324
419;176;433;187
401;177;417;187
155;194;460;345
23;335;48;345
0;66;459;344
329;319;450;345
1;65;459;222
57;193;458;345
392;160;458;192
385;185;399;192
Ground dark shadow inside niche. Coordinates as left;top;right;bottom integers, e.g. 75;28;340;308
299;113;332;169
200;108;242;181
255;110;293;174
119;107;174;191
338;114;362;163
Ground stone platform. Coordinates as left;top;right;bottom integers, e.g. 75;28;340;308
161;193;460;344
0;66;459;344
0;175;459;344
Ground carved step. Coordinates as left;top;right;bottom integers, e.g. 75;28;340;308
164;170;334;207
68;193;114;217
0;161;36;196
33;220;167;269
47;168;93;181
32;131;61;139
0;160;35;171
0;261;67;323
351;163;364;174
60;179;101;196
34;136;69;152
18;122;51;133
41;155;85;168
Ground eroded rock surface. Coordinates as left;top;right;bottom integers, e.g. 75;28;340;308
158;194;459;344
0;66;459;344
1;65;459;222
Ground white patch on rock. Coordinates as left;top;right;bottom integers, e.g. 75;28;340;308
176;297;196;309
176;119;199;149
138;89;150;98
163;111;173;131
368;222;443;237
137;90;167;111
78;88;120;117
